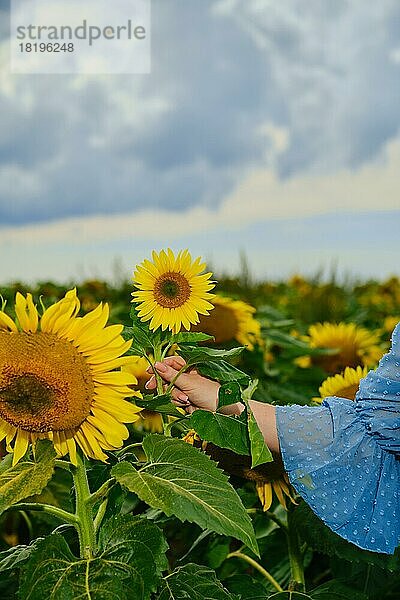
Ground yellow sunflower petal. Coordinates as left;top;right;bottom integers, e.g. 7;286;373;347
12;430;30;465
15;293;38;333
272;481;287;510
0;311;18;332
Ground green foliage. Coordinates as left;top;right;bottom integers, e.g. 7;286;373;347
0;542;40;600
135;393;186;418
1;275;399;598
196;360;251;386
171;332;215;344
0;440;56;516
178;345;251;386
189;410;250;455
217;382;242;410
223;574;269;599
158;563;238;600
310;580;368;600
241;381;273;468
112;434;259;556
18;516;168;600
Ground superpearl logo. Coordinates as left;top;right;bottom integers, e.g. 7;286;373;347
10;0;151;74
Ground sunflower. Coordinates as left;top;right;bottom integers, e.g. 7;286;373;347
256;474;297;511
313;365;369;403
132;249;215;332
0;290;142;466
182;429;201;445
123;355;151;392
304;322;383;374
191;295;261;350
383;316;400;336
123;356;163;434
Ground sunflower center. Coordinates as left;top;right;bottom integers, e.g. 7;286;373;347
0;332;94;433
154;272;191;308
336;383;359;401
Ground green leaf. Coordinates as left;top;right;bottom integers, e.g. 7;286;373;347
0;540;43;599
0;541;41;599
0;440;56;516
310;580;368;600
123;324;154;355
246;409;273;468
265;329;338;357
0;543;39;573
0;453;12;475
19;515;168;600
205;537;231;569
223;574;269;599
158;563;238;600
189;410;250;455
171;332;215;344
330;559;399;599
135;394;186;418
179;345;245;366
217;382;242;410
112;435;259;556
241;381;273;468
267;593;312;600
197;361;250;386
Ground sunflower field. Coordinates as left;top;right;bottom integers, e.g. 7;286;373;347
0;250;399;600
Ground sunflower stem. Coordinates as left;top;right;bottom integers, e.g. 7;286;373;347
161;343;172;360
55;459;71;471
8;503;78;526
286;505;305;592
93;498;108;533
166;363;190;394
265;510;288;532
88;478;115;506
72;453;96;559
226;551;283;592
153;345;165;396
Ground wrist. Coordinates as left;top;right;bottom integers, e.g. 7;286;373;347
217;402;244;416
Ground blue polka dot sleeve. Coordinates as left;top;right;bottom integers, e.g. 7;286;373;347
276;323;400;554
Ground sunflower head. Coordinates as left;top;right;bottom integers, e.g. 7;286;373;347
313;365;369;403
255;475;297;511
132;249;215;333
305;322;383;374
191;295;262;350
0;290;142;466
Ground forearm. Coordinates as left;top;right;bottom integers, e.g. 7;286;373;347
249;401;280;454
217;400;280;455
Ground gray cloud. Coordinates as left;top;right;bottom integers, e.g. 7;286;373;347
0;0;399;225
220;0;400;175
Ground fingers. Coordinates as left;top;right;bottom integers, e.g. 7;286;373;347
146;355;186;375
145;375;157;390
170;387;190;406
146;362;191;392
144;375;190;407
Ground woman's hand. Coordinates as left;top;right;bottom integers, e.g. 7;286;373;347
146;355;279;452
145;356;221;414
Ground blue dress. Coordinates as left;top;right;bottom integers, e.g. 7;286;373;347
276;323;400;554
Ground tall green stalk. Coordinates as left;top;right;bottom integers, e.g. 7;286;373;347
286;506;305;592
71;453;96;559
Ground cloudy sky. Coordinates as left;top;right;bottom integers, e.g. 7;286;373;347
0;0;399;284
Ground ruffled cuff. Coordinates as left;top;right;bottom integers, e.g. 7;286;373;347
276;398;400;554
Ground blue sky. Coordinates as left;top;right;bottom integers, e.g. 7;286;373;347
0;0;399;283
